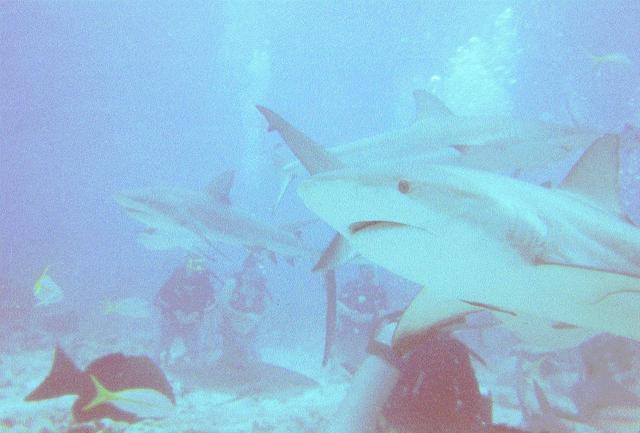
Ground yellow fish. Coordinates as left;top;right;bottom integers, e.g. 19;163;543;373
33;266;63;306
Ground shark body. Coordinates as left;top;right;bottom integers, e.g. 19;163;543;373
258;90;598;195
115;171;318;262
298;134;640;352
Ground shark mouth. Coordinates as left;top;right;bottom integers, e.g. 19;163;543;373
349;221;407;235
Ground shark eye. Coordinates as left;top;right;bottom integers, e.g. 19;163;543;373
397;179;411;194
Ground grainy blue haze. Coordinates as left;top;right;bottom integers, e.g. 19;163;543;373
1;0;639;367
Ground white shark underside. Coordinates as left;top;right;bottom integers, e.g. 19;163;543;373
298;134;640;352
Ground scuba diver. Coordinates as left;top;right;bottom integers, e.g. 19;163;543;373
154;255;219;366
328;312;531;433
335;265;389;371
218;251;271;366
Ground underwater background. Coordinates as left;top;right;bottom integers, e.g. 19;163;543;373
1;1;640;432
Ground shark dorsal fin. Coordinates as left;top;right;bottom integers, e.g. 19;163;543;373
413;89;453;120
559;134;622;214
207;170;235;205
257;105;343;175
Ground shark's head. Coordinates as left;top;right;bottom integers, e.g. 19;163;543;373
114;188;210;253
298;161;550;306
114;188;193;227
298;162;518;245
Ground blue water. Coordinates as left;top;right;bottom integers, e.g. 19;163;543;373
1;1;640;429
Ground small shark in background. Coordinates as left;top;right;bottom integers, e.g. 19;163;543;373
117;170;339;366
26;346;175;422
298;133;640;354
257;89;598;205
115;170;319;264
173;357;319;402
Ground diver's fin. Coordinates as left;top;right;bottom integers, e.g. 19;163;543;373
207;170;235;205
256;105;344;175
559;134;622;214
413;89;453;120
322;269;337;367
25;346;84;401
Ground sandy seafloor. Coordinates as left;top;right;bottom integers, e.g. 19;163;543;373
0;340;343;433
0;324;570;433
0;338;530;433
2;306;629;433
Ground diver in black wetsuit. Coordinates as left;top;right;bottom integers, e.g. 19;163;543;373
335;265;389;371
328;313;531;433
155;256;219;364
218;251;271;365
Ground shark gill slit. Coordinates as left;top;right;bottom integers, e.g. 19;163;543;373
590;289;640;305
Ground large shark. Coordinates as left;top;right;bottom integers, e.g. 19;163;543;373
257;90;598;199
115;171;318;263
298;133;640;353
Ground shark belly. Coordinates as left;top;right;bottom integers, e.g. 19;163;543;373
346;223;640;343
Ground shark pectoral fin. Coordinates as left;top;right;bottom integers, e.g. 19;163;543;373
533;381;556;417
313;234;356;271
322;269;337;367
256;105;343;175
272;171;296;214
392;290;484;355
207;170;235;205
559;134;622;214
413;89;454;120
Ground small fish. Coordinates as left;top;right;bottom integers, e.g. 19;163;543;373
33;266;63;306
102;296;152;319
25;346;175;422
583;47;633;68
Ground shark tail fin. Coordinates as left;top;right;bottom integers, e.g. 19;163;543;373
559;134;622;214
25;346;84;401
207;170;235;205
256;105;343;175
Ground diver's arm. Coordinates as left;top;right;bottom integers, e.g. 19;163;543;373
327;321;401;433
